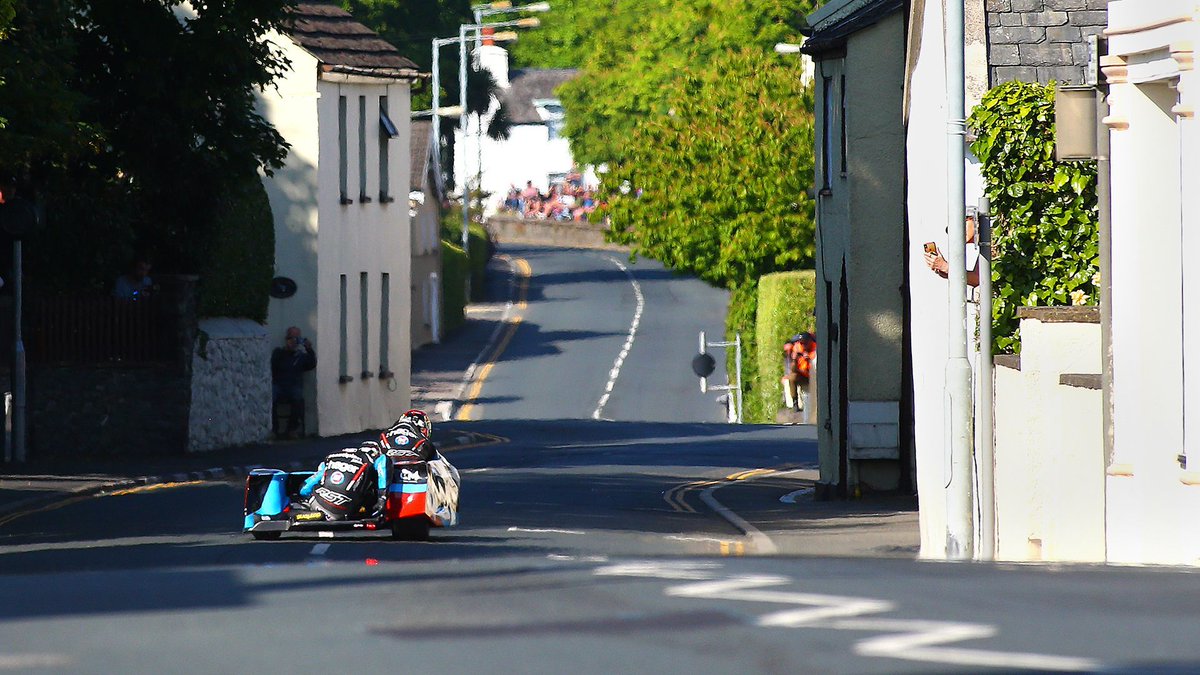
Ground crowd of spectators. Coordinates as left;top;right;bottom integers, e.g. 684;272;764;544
498;169;599;222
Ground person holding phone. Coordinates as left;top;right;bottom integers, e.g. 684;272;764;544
271;326;316;438
923;213;981;288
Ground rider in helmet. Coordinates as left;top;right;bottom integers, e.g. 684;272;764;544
395;409;432;439
379;417;436;458
298;441;391;520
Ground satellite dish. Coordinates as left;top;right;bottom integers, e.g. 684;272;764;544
270;276;297;299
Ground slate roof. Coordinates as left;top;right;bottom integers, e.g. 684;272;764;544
801;0;904;55
289;2;422;79
501;69;578;124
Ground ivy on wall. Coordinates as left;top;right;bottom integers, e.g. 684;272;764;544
968;80;1099;354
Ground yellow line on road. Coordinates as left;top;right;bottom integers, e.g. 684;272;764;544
457;257;530;421
664;468;782;513
0;480;205;528
106;480;205;497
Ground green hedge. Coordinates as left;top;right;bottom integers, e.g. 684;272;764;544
440;239;468;334
439;221;491;334
467;222;490;301
751;270;816;422
195;176;275;321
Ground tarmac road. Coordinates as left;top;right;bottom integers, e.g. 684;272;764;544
2;245;1198;673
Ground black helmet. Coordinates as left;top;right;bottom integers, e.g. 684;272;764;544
379;424;420;451
394;409;432;439
359;441;384;462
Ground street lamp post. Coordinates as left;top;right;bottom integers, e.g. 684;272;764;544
453;16;541;300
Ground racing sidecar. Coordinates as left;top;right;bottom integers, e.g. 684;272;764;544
243;455;459;541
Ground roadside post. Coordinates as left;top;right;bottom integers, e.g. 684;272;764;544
693;331;743;423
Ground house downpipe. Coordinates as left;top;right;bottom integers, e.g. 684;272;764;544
944;0;974;560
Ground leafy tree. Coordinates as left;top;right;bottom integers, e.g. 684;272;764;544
1;0;294;312
603;49;816;289
556;0;813;166
968;81;1099;353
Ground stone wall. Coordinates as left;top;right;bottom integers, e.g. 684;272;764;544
188;318;271;452
986;0;1108;86
486;215;626;251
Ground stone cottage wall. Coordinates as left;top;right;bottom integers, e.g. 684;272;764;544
986;0;1108;86
188;318;271;452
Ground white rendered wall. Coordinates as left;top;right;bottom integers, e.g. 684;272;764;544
1104;2;1200;565
904;0;990;559
314;78;413;436
991;317;1103;562
258;36;322;433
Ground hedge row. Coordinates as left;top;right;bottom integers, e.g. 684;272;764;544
725;270;816;423
439;220;491;334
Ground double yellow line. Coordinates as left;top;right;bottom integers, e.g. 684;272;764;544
456;257;531;421
663;468;779;514
0;480;205;528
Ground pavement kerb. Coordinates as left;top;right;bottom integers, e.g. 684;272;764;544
699;467;811;554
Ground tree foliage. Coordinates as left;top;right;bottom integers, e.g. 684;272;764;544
551;0;813;167
968;81;1099;353
603;49;816;289
1;0;293;318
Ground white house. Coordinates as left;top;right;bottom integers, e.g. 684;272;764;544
454;35;587;213
257;2;422;436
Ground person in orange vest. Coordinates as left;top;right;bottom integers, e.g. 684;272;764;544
781;333;816;412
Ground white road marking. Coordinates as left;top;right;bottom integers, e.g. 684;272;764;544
665;535;737;544
0;654;72;669
310;543;330;556
547;554;609;563
595;560;722;580
699;485;778;554
780;487;814;503
597;562;1103;672
592;257;644;420
507;527;585;535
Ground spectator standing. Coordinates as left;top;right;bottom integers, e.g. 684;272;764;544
271;326;316;438
113;259;153;300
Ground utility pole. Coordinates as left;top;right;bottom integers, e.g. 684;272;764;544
944;0;974;560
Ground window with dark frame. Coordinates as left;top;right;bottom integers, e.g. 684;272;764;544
359;272;371;378
338;274;351;382
358;96;371;203
338;96;350;204
839;74;847;175
379;95;396;203
379;272;391;378
821;76;833;193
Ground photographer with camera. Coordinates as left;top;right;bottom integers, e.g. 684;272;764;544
271;326;316;439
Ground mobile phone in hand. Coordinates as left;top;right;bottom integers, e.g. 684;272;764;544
923;242;939;255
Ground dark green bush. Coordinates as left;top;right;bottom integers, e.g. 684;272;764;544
968;80;1099;353
194;176;274;321
440;239;467;333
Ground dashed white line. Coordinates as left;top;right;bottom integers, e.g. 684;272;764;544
592;257;644;420
508;527;586;535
